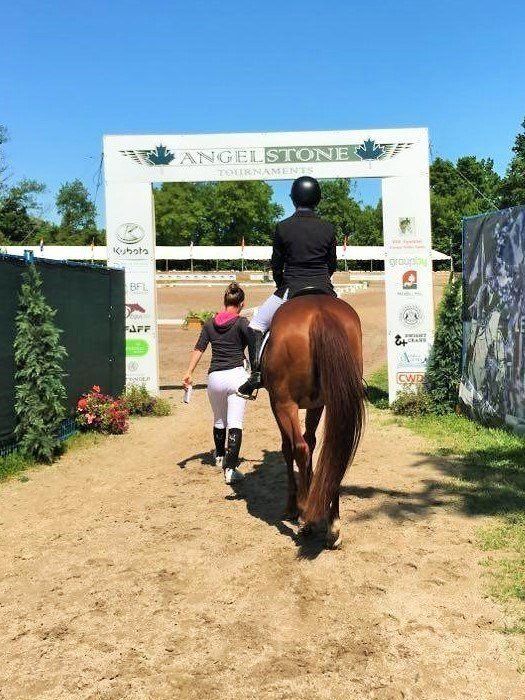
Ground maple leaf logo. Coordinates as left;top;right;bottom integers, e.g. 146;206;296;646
145;145;175;166
355;138;385;160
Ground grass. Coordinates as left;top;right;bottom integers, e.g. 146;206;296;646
0;430;103;484
0;451;35;481
367;366;525;627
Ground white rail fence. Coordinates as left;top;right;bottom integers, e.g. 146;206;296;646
1;245;450;263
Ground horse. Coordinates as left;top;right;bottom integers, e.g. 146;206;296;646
262;293;365;549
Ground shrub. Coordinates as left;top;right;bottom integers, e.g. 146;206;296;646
121;384;172;417
424;274;463;413
14;264;68;462
152;398;171;416
76;385;129;434
391;387;432;416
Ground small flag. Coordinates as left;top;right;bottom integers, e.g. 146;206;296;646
189;240;194;256
91;238;95;261
241;237;245;254
343;235;347;256
39;238;44;253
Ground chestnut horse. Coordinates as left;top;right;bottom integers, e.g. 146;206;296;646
262;293;365;549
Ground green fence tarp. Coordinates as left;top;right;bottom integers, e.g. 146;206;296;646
0;255;125;448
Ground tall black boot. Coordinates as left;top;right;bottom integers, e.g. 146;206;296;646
213;427;226;467
224;428;243;484
237;329;264;399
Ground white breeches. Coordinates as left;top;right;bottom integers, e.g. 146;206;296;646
250;293;287;333
207;366;249;430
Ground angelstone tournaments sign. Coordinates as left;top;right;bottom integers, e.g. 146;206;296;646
104;128;434;400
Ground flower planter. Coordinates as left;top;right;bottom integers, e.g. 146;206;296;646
186;318;204;331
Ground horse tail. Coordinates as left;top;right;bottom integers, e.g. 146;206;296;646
303;312;365;523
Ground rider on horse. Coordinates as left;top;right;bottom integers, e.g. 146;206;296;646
237;176;337;399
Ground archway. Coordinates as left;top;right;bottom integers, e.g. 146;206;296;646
104;128;434;401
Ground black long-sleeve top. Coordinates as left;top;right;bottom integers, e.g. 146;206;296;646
271;209;337;298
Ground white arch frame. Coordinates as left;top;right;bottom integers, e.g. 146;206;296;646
104;128;434;400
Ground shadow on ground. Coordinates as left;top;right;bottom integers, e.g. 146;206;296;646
183;446;452;559
366;372;525;521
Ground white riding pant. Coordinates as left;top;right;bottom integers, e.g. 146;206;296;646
250;292;287;332
207;366;249;430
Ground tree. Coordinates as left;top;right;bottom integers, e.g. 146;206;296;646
353;202;383;246
209;181;283;245
14;264;67;461
317;179;383;247
0;179;46;244
424;274;463;413
56;179;98;244
500;117;525;208
430;156;501;268
154;180;283;246
0;125;8;195
317;179;361;242
155;182;213;245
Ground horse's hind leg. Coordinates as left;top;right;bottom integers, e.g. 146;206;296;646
327;493;342;549
304;407;323;492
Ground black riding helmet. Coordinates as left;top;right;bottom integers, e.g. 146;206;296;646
290;176;322;208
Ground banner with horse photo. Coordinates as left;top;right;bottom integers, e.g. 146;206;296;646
460;205;525;433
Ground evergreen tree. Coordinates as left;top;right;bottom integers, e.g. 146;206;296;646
424;274;463;413
500;117;525;208
14;264;68;461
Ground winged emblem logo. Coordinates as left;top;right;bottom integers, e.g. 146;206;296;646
119;144;175;166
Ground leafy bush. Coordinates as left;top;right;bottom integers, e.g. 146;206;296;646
76;385;129;434
391;387;432;416
121;384;172;417
424;274;463;413
152;398;171;416
14;264;68;462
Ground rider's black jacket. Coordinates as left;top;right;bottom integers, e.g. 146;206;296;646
271;209;337;299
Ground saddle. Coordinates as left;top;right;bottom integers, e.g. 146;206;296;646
289;286;333;299
257;287;332;366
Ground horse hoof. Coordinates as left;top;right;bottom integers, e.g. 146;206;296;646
283;510;299;523
326;533;342;549
299;522;314;537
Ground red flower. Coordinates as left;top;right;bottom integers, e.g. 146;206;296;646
92;385;101;393
77;398;88;410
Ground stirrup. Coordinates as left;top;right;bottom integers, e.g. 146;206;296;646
245;388;259;401
236;386;259;400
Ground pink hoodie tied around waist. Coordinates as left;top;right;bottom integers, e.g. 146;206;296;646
214;310;239;326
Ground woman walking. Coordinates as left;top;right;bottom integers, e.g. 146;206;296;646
183;283;249;484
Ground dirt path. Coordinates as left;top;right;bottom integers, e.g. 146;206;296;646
1;392;523;698
1;281;523;698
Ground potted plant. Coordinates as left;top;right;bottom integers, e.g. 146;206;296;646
184;310;214;330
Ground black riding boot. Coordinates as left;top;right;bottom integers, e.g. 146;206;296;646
237;328;264;399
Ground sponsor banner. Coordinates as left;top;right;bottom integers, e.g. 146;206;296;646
104;128;429;184
106;181;159;394
383;237;434;400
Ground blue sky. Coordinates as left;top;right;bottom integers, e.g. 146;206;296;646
2;0;524;225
